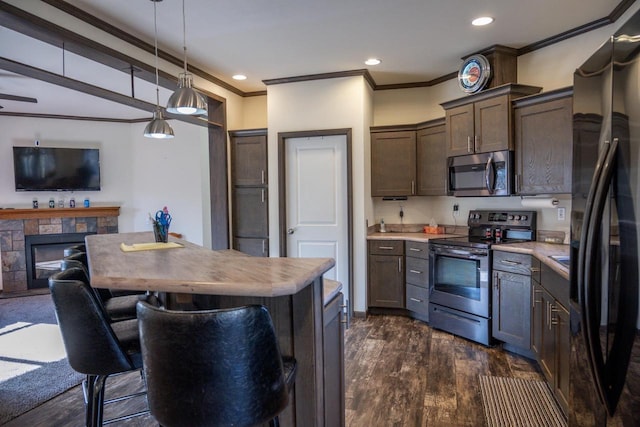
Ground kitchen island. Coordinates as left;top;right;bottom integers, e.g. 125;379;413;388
85;232;336;427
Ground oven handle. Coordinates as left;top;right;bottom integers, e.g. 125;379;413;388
431;247;488;258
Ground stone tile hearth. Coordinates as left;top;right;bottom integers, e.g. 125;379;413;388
0;207;119;294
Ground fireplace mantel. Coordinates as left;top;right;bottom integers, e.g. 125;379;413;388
0;206;120;220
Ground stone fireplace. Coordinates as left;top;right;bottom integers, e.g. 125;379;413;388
0;206;119;294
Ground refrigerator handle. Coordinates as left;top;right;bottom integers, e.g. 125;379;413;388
581;137;619;415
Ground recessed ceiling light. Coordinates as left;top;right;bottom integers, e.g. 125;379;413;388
364;58;381;66
472;16;494;26
232;74;247;80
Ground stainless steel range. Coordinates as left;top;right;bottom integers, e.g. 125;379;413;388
428;210;537;345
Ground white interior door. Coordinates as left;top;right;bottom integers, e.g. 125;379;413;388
286;135;349;304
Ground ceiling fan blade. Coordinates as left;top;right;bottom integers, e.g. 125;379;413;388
0;93;37;103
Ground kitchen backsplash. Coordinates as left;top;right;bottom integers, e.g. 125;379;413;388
373;195;571;243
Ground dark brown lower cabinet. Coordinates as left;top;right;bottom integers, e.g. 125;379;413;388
323;292;345;427
493;270;532;349
532;267;570;415
367;240;404;309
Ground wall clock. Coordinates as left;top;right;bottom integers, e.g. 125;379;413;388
458;54;491;93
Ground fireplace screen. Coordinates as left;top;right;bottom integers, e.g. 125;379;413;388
25;233;93;289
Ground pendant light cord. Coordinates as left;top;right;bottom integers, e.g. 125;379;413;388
182;0;188;72
153;0;160;107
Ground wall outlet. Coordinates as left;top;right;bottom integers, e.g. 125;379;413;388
557;207;566;221
453;204;460;217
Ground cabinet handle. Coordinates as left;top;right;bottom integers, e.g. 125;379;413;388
409;297;422;303
550;305;560;326
261;170;265;185
409;269;422;274
340;302;350;328
494;275;500;289
467;136;472;153
474;135;479;152
261;189;265;203
533;289;543;308
411;180;415;195
409;248;422;252
547;302;553;331
378;246;394;250
529;267;540;273
262;239;266;254
398;258;402;273
500;259;522;266
515;174;520;193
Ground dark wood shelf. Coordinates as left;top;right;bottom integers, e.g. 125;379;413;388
0;206;120;220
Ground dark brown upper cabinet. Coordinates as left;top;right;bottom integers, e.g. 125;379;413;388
370;130;416;197
231;132;268;187
513;88;573;195
416;123;446;196
441;84;542;158
370;118;445;197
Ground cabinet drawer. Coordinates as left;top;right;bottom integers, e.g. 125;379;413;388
405;256;428;287
493;251;540;277
406;284;429;316
368;240;403;256
405;240;429;259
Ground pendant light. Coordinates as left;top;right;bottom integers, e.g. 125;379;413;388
144;0;174;139
166;0;207;115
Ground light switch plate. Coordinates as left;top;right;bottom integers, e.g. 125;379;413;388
557;207;566;221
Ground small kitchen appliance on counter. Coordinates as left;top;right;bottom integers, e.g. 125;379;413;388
428;210;537;345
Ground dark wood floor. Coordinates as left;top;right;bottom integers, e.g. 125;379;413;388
6;314;542;427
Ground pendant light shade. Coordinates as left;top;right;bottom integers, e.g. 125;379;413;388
167;0;207;116
166;72;207;115
144;0;174;139
144;107;175;139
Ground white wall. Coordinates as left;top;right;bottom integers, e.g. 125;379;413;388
0;116;211;245
267;76;372;312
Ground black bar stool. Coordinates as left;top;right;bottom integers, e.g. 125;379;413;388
137;302;297;427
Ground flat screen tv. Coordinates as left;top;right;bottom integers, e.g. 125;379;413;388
13;146;101;191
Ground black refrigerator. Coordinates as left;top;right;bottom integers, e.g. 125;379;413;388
570;8;640;427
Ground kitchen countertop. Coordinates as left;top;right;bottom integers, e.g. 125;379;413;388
86;232;335;297
323;278;342;305
367;232;570;280
367;232;461;242
492;241;570;280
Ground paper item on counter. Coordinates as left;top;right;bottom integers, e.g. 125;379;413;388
120;242;184;252
423;225;445;234
520;197;559;208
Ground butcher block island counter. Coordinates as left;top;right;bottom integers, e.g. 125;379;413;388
86;232;337;427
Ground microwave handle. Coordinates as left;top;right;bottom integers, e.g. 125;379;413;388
485;156;495;194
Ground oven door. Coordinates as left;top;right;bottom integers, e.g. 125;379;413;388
429;243;490;317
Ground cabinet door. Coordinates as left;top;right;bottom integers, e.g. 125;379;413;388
416;124;446;195
323;292;345;427
474;95;511;153
232;237;268;257
232;187;268;238
492;270;531;349
230;134;267;186
445;104;475;157
371;131;416;196
534;284;555;382
554;303;570;415
515;96;573;194
368;254;404;308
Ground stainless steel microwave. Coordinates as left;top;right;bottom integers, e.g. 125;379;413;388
447;150;513;197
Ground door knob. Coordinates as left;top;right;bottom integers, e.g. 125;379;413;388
287;228;295;235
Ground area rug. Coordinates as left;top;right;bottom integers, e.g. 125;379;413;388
479;375;567;427
0;294;84;425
